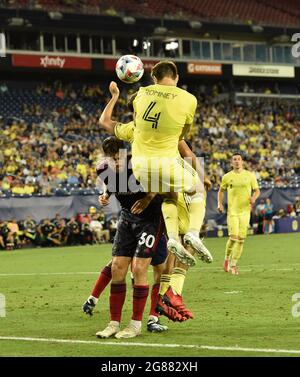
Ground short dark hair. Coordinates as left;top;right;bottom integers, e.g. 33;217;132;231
102;137;125;157
231;152;244;159
151;60;178;81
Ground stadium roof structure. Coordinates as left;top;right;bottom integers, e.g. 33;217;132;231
1;0;300;28
0;5;299;43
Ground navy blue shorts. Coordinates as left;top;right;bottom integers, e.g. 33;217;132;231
151;234;168;266
112;210;165;261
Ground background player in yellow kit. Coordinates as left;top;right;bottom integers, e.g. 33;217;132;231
132;61;213;265
217;153;260;275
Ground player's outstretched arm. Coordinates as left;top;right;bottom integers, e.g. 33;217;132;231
99;81;120;135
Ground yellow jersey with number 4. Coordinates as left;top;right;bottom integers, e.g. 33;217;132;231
132;84;197;158
220;169;259;215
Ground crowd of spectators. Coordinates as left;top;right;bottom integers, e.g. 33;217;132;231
0;80;299;197
188;85;300;188
0;207;116;251
253;196;300;234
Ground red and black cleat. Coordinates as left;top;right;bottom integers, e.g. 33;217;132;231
155;296;186;322
163;287;194;320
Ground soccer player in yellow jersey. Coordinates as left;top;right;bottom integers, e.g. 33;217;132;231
131;61;212;264
218;153;260;275
98;81;212;321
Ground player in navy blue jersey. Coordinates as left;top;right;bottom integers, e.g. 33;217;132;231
93;136;168;339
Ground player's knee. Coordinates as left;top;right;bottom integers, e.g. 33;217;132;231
111;260;127;281
132;262;148;280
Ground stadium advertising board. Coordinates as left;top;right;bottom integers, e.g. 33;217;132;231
187;62;222;75
274;217;300;233
12;54;92;70
233;64;295;78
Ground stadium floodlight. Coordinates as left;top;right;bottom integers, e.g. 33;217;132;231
48;11;63;20
8;17;25;26
142;41;151;50
165;41;179;50
122;16;136;25
153;26;168;35
189;21;202;29
251;25;264;33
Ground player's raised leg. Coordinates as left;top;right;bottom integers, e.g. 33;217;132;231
170;157;212;263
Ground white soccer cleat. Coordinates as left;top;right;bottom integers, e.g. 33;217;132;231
184;232;213;263
147;318;168;333
115;323;141;339
96;321;120;338
167;238;196;267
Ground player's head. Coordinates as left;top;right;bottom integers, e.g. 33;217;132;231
151;61;179;85
231;152;244;170
102;136;126;172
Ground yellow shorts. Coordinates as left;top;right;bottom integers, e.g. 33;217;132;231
132;156;201;194
227;212;251;239
177;192;206;235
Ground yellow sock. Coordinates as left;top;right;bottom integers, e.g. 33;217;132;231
225;238;236;259
159;274;171;296
162;198;179;240
188;193;205;235
231;240;244;266
170;268;186;296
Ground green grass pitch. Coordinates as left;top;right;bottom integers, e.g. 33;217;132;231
0;233;299;357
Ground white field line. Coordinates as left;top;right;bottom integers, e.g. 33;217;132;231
224;291;243;294
0;336;299;355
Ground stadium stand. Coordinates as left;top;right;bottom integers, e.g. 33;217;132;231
1;80;299;198
1;0;300;26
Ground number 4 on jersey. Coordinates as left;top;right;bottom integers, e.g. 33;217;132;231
143;101;161;129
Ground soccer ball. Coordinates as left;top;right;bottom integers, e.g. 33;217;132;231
115;55;144;84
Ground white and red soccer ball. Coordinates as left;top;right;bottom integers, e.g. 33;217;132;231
115;55;144;84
